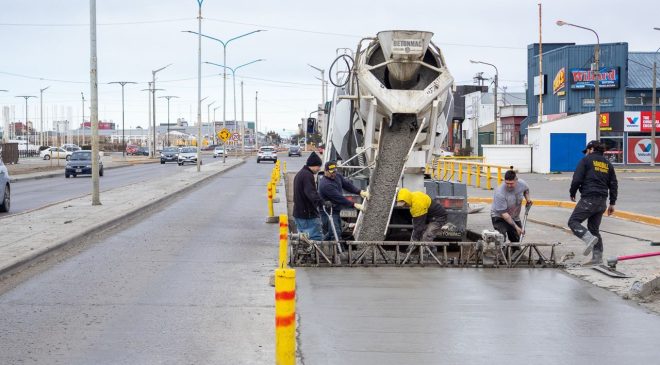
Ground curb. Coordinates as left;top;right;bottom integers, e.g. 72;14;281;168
0;159;246;279
630;273;660;298
617;169;660;173
467;197;660;227
9;160;160;182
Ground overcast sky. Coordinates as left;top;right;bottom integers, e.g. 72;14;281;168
1;0;658;133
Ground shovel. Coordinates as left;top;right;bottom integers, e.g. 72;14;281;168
322;204;343;254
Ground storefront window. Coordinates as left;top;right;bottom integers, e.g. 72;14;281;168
600;134;623;164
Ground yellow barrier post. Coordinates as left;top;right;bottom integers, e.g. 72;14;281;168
466;163;472;186
486;166;492;190
497;167;502;186
442;159;448;180
266;182;279;223
450;161;455;180
458;162;463;182
279;214;289;268
275;268;296;365
476;164;481;188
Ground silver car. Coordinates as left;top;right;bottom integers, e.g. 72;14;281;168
0;156;10;212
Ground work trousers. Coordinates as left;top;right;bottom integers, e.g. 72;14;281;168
412;221;445;242
321;211;342;241
491;217;522;243
294;217;323;242
568;196;607;256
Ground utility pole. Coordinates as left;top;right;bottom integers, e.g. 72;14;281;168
538;1;543;124
206;100;215;149
241;80;245;154
39;86;50;147
141;83;163;157
90;0;100;206
255;91;259;150
0;90;8;144
109;81;137;157
151;64;171;155
652;47;658;166
81;92;86;146
159;95;179;147
195;0;204;172
15;95;36;156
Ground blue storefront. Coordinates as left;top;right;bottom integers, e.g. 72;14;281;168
522;42;659;165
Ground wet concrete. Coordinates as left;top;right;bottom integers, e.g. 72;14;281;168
0;159;279;364
297;268;660;364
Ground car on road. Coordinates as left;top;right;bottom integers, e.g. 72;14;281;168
40;147;72;160
0;156;10;212
160;147;179;164
65;150;104;178
288;145;301;157
136;146;149;156
213;146;225;158
257;146;277;163
178;147;200;166
61;144;82;153
126;144;139;155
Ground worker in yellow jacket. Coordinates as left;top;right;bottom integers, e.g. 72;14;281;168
396;188;448;241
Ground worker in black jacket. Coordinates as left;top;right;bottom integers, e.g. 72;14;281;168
293;152;325;241
568;140;618;264
318;161;369;240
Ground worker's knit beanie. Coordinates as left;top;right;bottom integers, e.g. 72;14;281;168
306;152;322;167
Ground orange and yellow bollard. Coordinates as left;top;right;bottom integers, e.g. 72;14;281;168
278;214;288;268
266;182;278;223
275;268;296;365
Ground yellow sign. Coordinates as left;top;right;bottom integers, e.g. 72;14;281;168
553;67;566;95
217;128;231;142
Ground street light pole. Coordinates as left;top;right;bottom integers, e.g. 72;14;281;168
240;80;244;154
0;90;8;143
470;60;500;144
90;0;101;206
159;95;179;147
109;81;137;157
556;20;601;141
81;92;86;146
141;84;164;156
206;100;215;147
15;95;36;156
255;91;259;150
652;44;659;166
152;63;172;155
39;86;50;147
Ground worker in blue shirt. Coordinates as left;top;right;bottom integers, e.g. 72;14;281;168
318;161;369;240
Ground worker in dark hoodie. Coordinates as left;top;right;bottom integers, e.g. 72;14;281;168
318;161;369;240
292;152;326;241
568;140;618;265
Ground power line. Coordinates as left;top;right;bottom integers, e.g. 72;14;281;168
0;18;192;27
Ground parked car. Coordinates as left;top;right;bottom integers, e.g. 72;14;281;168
136;146;149;156
257;146;277;163
213;146;225;158
126;144;139;155
160;147;179;164
65;150;104;178
288;145;301;157
40;147;72;160
61;144;82;153
0;156;10;212
178;147;199;166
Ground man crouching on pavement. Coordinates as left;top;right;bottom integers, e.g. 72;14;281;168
396;188;448;246
568;140;618;265
491;170;532;243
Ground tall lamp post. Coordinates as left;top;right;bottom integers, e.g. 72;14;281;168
206;100;215;147
39;86;50;147
204;58;265;154
81;92;86;146
651;27;660;166
308;64;326;125
15;95;36;155
109;81;137;157
0;90;7;143
557;20;601;141
182;29;265;151
141;83;164;157
470;59;500;145
159;95;179;147
213;105;221;143
151;64;172;155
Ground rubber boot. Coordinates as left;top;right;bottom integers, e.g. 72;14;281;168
580;231;598;256
585;251;603;266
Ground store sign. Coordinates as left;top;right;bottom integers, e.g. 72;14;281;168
553;68;566;94
570;67;620;89
627;137;660;164
624;111;641;132
533;74;546;96
582;98;613;107
599;113;610;130
640;111;660;132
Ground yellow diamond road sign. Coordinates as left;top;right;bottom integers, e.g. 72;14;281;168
217;128;231;142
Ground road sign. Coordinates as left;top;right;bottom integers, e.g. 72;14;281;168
217;128;231;143
231;132;240;142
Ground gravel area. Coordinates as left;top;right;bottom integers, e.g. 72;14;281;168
356;115;418;241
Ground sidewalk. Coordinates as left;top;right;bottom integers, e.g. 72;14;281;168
7;155;160;182
0;158;245;278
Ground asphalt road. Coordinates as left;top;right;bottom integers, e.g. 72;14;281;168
1;154;216;217
0;157;280;364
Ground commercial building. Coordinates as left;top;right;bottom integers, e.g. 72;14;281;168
523;42;659;166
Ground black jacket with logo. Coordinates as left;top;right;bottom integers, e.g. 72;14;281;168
293;166;323;219
569;152;618;205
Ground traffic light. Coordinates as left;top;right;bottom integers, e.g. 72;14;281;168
306;118;316;134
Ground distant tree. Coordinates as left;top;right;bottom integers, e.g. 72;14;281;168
266;130;282;145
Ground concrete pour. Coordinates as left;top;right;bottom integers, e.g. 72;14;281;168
356;116;418;241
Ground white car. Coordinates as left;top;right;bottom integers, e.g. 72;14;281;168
178;147;200;166
257;146;277;163
40;147;72;160
213;146;225;158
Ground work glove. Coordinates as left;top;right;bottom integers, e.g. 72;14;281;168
360;190;370;200
354;203;364;212
323;201;333;210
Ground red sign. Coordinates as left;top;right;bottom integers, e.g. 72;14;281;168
82;121;116;130
640;111;660;132
627;137;660;164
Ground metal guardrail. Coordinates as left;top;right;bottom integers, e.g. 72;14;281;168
427;157;513;190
